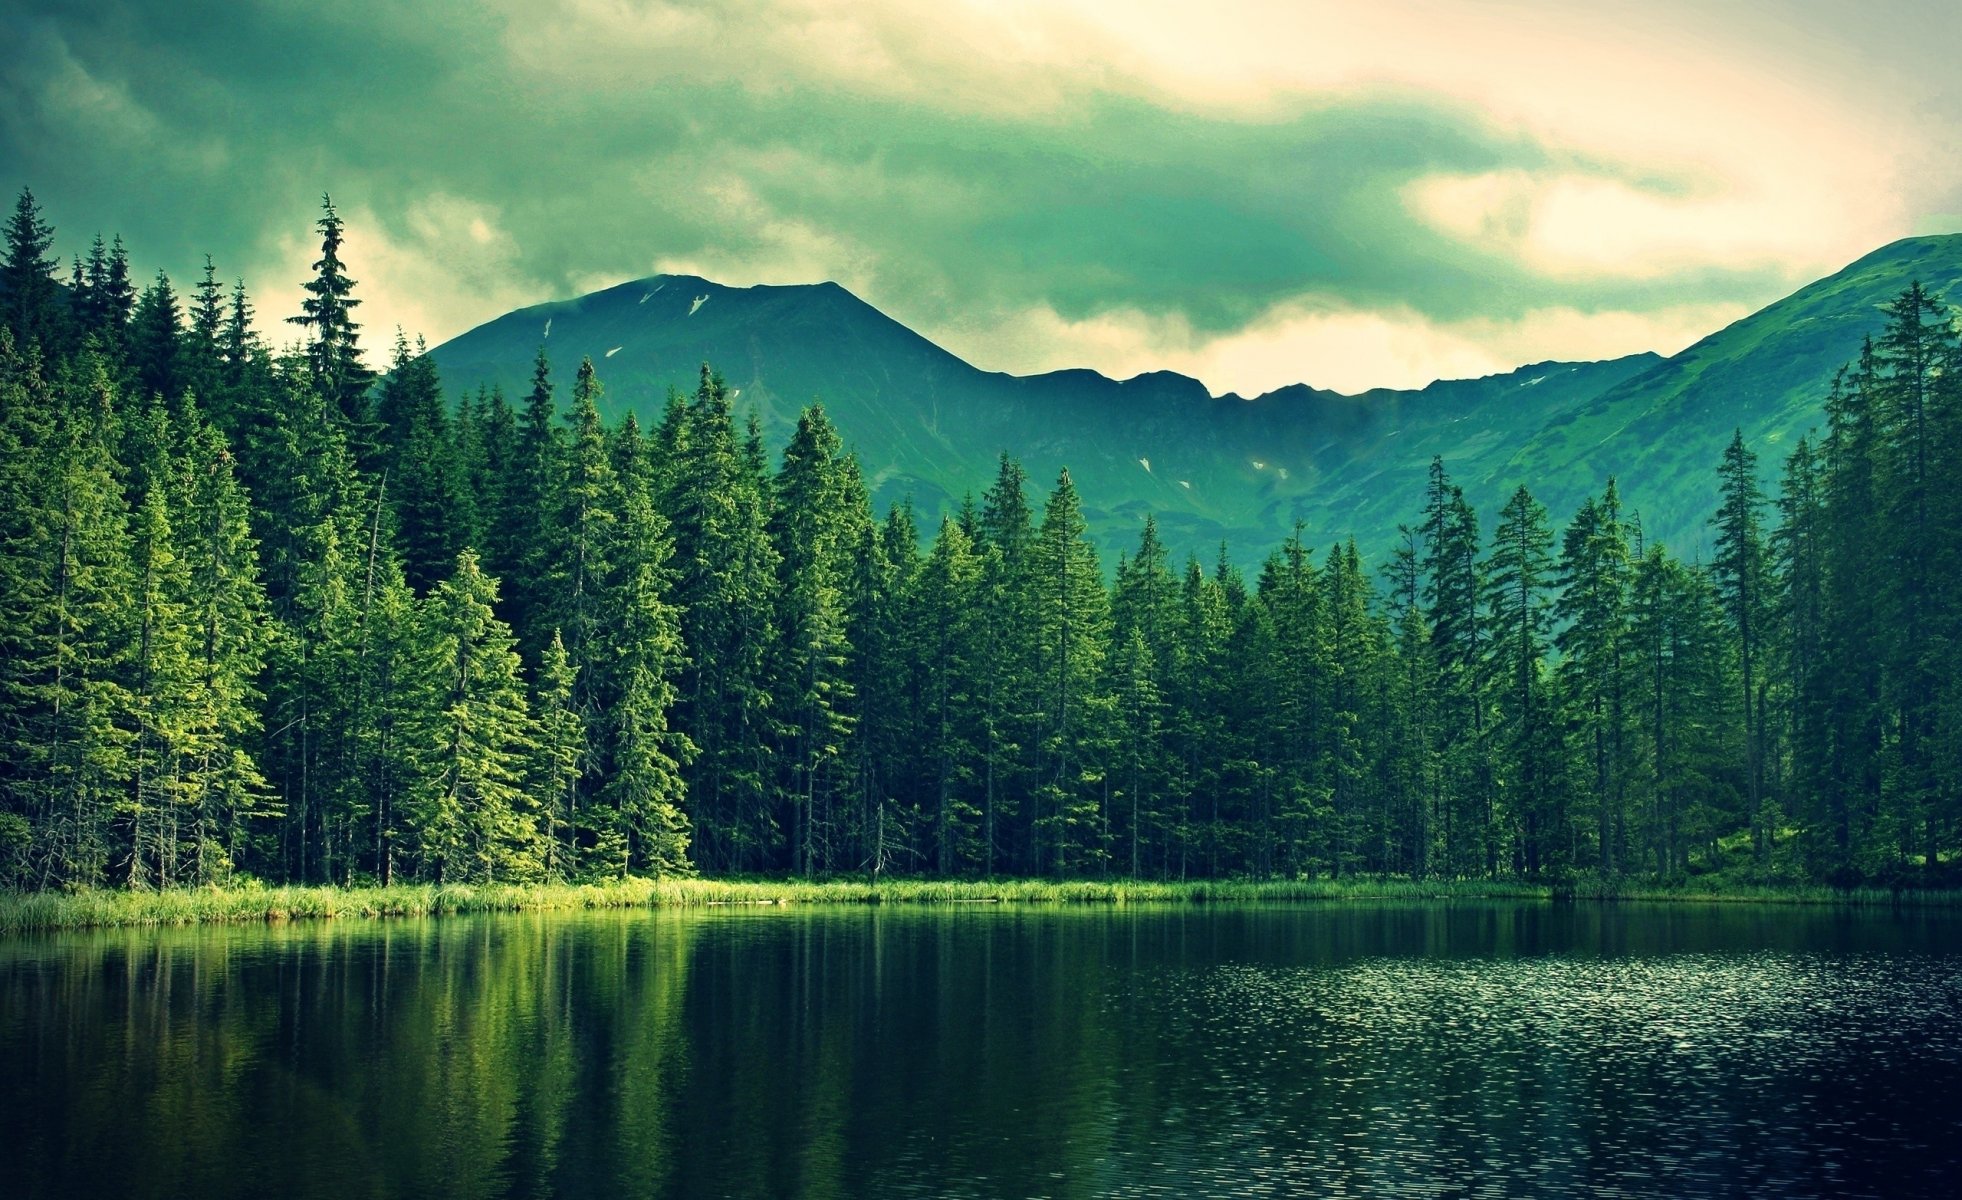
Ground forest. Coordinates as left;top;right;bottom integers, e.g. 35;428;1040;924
2;188;1957;893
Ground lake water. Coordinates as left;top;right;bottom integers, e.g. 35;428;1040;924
3;902;1960;1198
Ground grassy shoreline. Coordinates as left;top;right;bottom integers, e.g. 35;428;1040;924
2;875;1956;933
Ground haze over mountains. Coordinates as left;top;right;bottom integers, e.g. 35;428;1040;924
431;235;1962;567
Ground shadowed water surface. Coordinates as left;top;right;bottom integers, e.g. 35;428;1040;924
2;902;1959;1198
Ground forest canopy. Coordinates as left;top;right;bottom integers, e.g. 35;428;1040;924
2;188;1958;891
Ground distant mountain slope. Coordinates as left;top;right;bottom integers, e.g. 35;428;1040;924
431;277;1653;566
431;235;1962;567
1500;234;1962;556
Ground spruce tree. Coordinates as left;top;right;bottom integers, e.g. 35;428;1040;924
1111;517;1181;875
128;271;183;405
124;486;196;886
378;336;468;593
1031;469;1110;875
593;447;694;877
175;412;269;881
1;188;65;352
1872;285;1957;868
769;404;863;874
1482;485;1557;874
407;551;543;882
489;348;560;646
1711;429;1772;863
10;359;138;885
287;195;375;438
529;632;584;878
975;454;1039;872
1555;482;1632;874
665;366;779;871
914;517;986;873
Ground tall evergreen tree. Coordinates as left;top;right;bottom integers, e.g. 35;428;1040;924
1031;469;1110;875
913;517;986;873
6;358;137;886
1555;482;1632;874
1483;485;1559;874
666;366;779;871
1;188;65;352
406;551;543;882
128;271;184;405
1711;429;1773;863
287;195;374;438
593;444;694;877
769;404;863;874
529;632;583;879
489;348;560;646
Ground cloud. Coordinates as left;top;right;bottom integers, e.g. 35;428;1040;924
1;0;1954;395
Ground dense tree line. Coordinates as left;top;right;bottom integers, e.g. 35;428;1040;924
2;189;1958;889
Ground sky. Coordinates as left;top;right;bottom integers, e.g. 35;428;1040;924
3;0;1960;395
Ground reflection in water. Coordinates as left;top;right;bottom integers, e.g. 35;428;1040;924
2;904;1960;1198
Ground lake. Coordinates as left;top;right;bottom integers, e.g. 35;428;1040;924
3;902;1960;1198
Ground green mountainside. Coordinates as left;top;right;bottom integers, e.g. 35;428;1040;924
1499;234;1962;556
431;235;1962;565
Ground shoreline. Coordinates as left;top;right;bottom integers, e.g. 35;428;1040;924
3;876;1956;934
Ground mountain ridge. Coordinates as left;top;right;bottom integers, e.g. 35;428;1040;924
430;235;1962;566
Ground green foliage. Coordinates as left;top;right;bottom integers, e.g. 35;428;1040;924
4;192;1960;898
406;551;543;882
286;195;375;437
2;187;65;353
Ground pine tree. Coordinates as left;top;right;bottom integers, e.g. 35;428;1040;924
1555;482;1632;874
840;500;914;877
1031;469;1110;875
489;348;560;647
1;188;65;352
592;448;694;877
406;551;543;882
1630;546;1737;875
529;632;583;879
975;454;1040;873
1111;517;1180;875
1420;459;1491;875
1258;526;1324;873
1871;284;1957;868
1320;542;1379;876
1483;485;1558;875
128;271;183;405
287;195;374;438
541;358;617;695
183;256;226;408
913;517;986;873
7;358;138;885
0;331;51;882
378;336;468;593
666;366;779;871
769;404;863;874
1711;429;1772;864
1383;525;1442;878
1776;436;1833;874
174;412;269;882
124;486;196;886
72;234;135;357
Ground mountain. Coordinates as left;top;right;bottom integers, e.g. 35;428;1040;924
1499;234;1962;555
429;235;1962;567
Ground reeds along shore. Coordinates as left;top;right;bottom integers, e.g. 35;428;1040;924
0;876;1953;934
